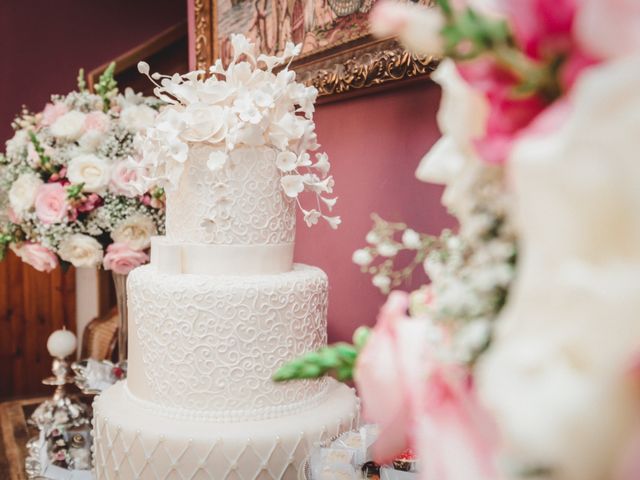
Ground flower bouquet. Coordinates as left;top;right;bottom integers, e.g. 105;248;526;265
0;64;165;274
276;1;640;479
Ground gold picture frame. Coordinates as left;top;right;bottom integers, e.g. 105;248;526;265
192;0;437;102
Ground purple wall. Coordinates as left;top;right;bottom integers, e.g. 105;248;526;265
295;83;454;342
0;0;187;143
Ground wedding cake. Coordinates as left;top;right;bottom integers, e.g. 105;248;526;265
92;36;359;479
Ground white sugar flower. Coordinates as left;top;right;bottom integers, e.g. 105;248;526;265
50;110;87;140
58;234;104;268
377;242;399;257
231;33;256;60
402;228;422;249
323;215;341;230
207;150;228;171
321;196;337;210
111;214;157;250
276;151;298;172
353;249;373;266
314;152;330;176
281;174;305;198
233;94;262;124
9;173;43;214
181;104;227;143
199;79;233;105
67;154;111;193
302;208;321;227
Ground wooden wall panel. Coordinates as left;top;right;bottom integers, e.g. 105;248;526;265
0;252;75;400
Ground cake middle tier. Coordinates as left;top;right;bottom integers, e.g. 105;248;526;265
127;263;329;420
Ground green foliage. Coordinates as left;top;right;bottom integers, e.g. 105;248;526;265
0;232;14;262
66;183;85;200
28;132;55;174
273;327;372;383
77;68;87;92
95;62;118;111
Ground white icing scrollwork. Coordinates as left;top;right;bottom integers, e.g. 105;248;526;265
127;264;329;417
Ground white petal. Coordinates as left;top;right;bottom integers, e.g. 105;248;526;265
207;151;228;171
281;175;305;198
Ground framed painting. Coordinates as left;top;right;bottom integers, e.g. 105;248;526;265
192;0;437;101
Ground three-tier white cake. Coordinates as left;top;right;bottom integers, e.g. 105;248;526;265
92;36;359;479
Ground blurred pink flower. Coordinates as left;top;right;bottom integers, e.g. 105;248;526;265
12;243;58;272
41;102;68;127
83;111;111;133
417;365;500;480
34;183;69;224
354;291;431;463
457;58;546;164
575;0;640;60
7;207;21;224
103;242;148;275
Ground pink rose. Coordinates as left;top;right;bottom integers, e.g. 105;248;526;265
83;111;111;133
34;183;69;225
41;102;68;127
12;243;59;272
103;242;149;275
417;365;499;480
110;160;142;197
354;291;431;463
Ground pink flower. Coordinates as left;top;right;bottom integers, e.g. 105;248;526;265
103;242;149;275
354;291;431;463
417;365;500;480
34;183;69;225
83;111;111;133
575;0;640;61
110;160;143;197
457;58;546;164
12;243;59;273
7;207;21;224
41;102;68;127
76;193;103;213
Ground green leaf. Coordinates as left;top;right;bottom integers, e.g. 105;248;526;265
66;183;85;200
353;326;371;351
272;342;360;383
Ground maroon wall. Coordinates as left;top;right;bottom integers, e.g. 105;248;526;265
295;83;454;342
0;0;187;143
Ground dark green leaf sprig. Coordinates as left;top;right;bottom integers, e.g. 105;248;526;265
273;326;371;383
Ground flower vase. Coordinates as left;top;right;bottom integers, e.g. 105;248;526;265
112;272;128;370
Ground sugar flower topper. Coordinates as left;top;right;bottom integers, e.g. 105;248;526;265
137;34;339;229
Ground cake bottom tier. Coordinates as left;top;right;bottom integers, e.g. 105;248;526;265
92;380;359;480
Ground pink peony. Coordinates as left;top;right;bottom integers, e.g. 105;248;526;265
34;183;69;225
41;102;69;127
103;242;149;275
83;111;111;133
354;291;431;463
12;243;59;272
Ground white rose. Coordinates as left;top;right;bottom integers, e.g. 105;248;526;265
67;154;111;193
181;104;227;143
111;214;156;250
58;234;104;268
49;110;86;140
78;130;105;151
9;173;43;214
120;104;157;131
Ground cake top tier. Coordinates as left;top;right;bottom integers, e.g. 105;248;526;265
137;35;340;245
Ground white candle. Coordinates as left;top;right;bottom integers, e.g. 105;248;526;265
47;329;77;358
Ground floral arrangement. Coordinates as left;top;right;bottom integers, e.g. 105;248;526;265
136;34;339;229
277;1;640;479
0;65;165;274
